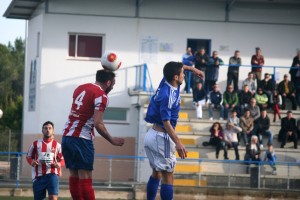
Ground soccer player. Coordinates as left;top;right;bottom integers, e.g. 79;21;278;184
144;61;204;200
61;69;125;200
26;121;64;200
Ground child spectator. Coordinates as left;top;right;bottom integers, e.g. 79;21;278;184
209;122;226;159
192;82;207;119
264;144;277;175
270;90;282;122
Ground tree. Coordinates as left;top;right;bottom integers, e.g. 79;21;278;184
0;38;24;152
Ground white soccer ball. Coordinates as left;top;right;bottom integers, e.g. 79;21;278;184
100;51;122;71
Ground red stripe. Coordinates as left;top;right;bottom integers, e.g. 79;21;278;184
72;119;87;137
50;141;57;174
32;141;39;179
41;141;47;175
63;119;74;136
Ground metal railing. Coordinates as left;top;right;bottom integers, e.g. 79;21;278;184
0;152;299;191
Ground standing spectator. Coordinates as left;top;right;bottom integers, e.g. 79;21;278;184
227;50;242;92
182;47;195;93
224;122;242;160
270;90;282;122
206;51;224;92
223;84;239;120
240;109;255;145
238;84;253;116
279;111;298;149
244;135;261;173
255;88;268;111
259;73;275;107
194;47;209;84
254;109;273;149
263;144;277;175
27;121;65;200
277;74;297;110
207;83;224;121
62;70;125;200
242;72;257;96
296;118;300;142
251;47;265;81
248;98;261;122
192;82;207;119
209;122;226;159
289;50;300;84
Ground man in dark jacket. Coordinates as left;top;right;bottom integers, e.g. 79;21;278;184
279;111;298;149
205;51;224;92
259;73;275;107
238;84;253;116
254;109;272;148
207;83;224;120
277;74;297;110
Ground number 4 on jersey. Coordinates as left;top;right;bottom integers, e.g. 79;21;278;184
75;91;86;110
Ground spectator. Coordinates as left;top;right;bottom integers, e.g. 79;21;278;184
263;144;277;175
255;88;268;111
206;51;224;92
240;108;255;145
248;98;261;122
192;82;207;119
209;122;226;159
270;90;282;122
228;110;242;143
224;122;242;160
289;50;300;84
207;83;224;121
277;74;297;110
296;118;300;142
182;47;195;93
244;135;261;173
227;50;242;92
238;84;253;116
194;48;209;84
259;73;275;107
251;47;264;81
279;111;298;149
254;109;273;149
223;84;239;120
242;72;257;96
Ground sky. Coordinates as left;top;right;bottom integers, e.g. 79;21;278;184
0;0;26;46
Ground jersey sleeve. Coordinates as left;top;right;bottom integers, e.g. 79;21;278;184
157;89;172;121
94;93;108;112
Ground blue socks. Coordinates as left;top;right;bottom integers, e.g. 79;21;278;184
160;184;173;200
147;176;160;200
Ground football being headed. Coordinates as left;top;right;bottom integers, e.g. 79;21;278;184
101;51;122;71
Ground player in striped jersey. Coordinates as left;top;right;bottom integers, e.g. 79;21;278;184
26;121;64;200
144;62;204;200
61;69;125;200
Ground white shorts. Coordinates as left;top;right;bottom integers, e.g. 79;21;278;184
144;128;176;172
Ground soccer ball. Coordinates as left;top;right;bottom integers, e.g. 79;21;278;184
100;51;122;71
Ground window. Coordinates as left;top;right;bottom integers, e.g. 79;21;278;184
68;33;103;59
103;107;128;122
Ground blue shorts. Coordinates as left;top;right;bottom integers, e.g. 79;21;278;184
62;136;94;170
33;173;59;200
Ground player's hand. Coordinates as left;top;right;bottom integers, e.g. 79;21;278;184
192;68;205;79
51;162;60;168
175;142;187;159
111;137;125;146
31;160;39;167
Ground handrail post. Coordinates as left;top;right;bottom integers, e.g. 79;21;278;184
187;71;191;93
258;161;261;189
16;153;21;188
108;156;112;188
287;163;290;190
228;160;231;188
143;64;147;92
198;159;201;187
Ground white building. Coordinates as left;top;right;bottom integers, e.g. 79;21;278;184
4;0;300;181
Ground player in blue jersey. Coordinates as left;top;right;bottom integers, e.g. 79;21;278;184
144;61;204;200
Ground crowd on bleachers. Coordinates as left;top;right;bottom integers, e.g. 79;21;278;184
182;47;300;174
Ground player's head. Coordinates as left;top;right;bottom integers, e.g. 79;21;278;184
96;69;116;94
163;62;184;85
42;121;54;139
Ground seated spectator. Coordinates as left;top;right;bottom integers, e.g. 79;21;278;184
259;73;275;104
254;109;273;149
240;109;255;145
238;84;253;116
244;135;261;172
263;144;277;175
223;84;239;120
192;82;207;119
270;90;282;122
279;111;298;149
242;72;257;96
248;98;261;122
208;122;226;159
255;88;268;111
224;122;242;160
205;51;224;92
277;74;297;110
207;84;224;120
228;110;241;143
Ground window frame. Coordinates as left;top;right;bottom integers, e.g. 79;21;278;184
103;107;129;124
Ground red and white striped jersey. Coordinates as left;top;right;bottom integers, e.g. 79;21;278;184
63;83;108;140
27;139;64;180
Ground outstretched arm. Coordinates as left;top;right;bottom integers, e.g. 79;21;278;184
94;110;125;146
183;65;205;79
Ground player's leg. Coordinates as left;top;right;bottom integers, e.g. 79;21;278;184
69;169;82;200
160;171;174;200
47;174;59;200
147;169;161;200
78;169;95;200
33;176;47;200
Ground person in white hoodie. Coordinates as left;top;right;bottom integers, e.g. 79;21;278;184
224;122;242;160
